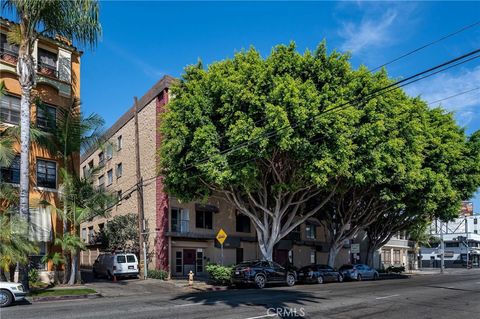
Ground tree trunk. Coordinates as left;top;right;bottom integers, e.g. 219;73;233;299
366;246;376;268
327;244;341;268
68;251;78;285
17;31;35;292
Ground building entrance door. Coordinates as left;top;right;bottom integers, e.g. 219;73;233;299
273;249;289;267
183;249;196;275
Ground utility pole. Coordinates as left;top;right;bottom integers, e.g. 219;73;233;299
465;216;469;269
134;96;147;279
440;220;445;274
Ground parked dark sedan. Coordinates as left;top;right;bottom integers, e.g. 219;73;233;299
297;264;343;284
339;264;379;281
232;260;296;289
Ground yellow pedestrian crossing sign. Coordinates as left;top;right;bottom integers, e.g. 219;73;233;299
216;228;228;245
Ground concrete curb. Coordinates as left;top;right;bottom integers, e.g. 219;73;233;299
30;293;102;302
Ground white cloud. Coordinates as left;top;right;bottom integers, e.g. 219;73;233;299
405;66;480;126
338;9;398;54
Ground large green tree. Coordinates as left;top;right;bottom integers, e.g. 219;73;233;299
161;43;374;261
5;0;101;289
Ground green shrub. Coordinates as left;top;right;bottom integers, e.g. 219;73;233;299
205;263;233;285
147;269;168;280
28;268;40;285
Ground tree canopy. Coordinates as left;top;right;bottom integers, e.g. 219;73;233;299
160;41;480;262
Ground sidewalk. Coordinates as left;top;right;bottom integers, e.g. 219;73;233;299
408;267;480;275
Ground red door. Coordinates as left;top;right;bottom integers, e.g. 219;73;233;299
183;249;196;275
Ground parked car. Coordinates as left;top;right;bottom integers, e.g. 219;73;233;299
297;264;343;284
339;264;379;281
93;252;139;279
0;282;26;307
232;260;297;289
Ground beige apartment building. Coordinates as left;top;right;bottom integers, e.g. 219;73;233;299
79;75;353;276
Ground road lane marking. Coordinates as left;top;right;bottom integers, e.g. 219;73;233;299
243;314;277;319
375;294;400;300
173;303;199;308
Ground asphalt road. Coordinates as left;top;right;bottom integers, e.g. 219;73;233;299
2;270;480;319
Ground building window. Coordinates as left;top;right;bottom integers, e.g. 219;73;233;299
88;226;94;244
107;169;113;186
36;103;56;131
172;208;189;233
29;242;47;270
0;33;19;64
474;230;478;234
37;47;57;77
175;251;182;273
306;223;316;239
393;250;401;264
0;94;20;125
88;160;94;170
117;135;122;151
82;165;88;178
310;250;316;264
117;190;122;201
196;250;203;273
474;218;478;225
195;209;213;229
382;249;392;265
98;175;105;190
98;152;104;166
116;163;122;178
81;228;87;242
106;144;113;160
36;159;56;189
236;212;251;233
0;155;20;184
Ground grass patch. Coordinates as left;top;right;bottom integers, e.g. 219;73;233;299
29;288;97;297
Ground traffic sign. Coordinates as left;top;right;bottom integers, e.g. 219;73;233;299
216;228;228;245
351;243;360;254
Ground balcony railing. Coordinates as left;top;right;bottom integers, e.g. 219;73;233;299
172;220;189;233
37;62;58;79
0;48;19;64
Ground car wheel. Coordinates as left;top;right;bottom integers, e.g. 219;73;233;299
337;274;344;283
316;275;324;284
0;290;13;308
357;274;362;281
255;275;266;289
373;273;379;281
286;274;296;287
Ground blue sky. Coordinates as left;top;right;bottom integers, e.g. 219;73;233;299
79;1;480;212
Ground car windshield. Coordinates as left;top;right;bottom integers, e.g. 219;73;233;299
236;261;258;267
117;255;126;263
127;255;136;263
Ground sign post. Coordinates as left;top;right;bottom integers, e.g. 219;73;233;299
216;228;228;266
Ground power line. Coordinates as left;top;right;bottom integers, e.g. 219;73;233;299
371;20;480;72
428;87;480;105
183;48;480;171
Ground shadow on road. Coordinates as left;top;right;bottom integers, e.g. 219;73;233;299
172;287;325;318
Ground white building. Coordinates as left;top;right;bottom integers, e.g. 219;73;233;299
420;215;480;268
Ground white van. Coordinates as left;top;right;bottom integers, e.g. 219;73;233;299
93;253;139;279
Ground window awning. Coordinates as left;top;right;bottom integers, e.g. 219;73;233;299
29;206;53;242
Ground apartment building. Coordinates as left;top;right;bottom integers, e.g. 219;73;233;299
79;76;353;276
0;18;81;279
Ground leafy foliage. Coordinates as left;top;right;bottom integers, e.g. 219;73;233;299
147;269;168;280
205;263;233;285
102;213;139;252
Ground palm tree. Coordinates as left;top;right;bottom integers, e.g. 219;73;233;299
4;1;101;288
0;214;39;282
59;167;115;284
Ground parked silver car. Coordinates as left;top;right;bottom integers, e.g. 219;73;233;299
339;264;379;281
0;281;26;307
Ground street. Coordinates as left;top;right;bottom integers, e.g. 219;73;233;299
2;270;479;319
